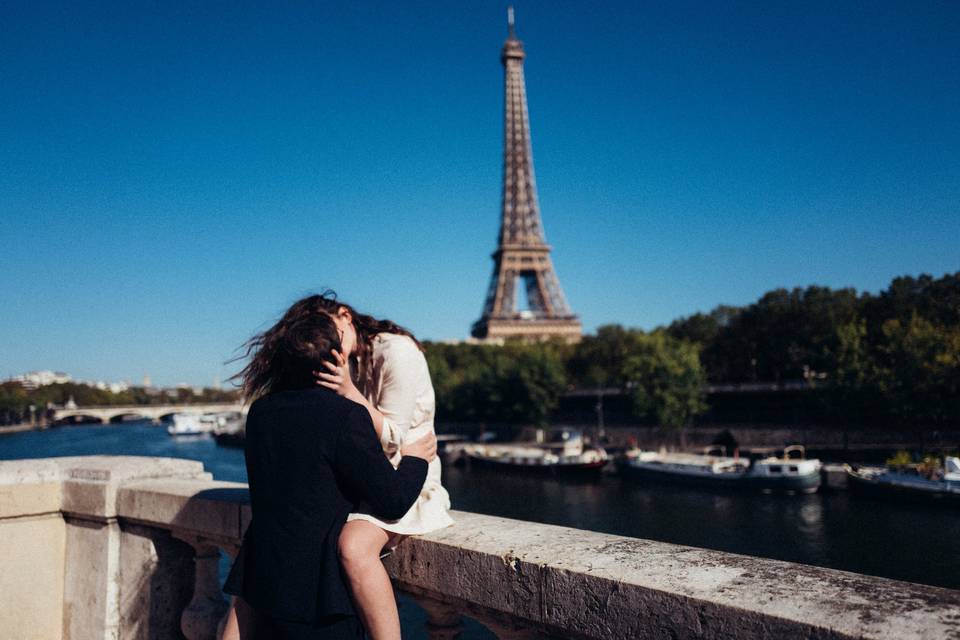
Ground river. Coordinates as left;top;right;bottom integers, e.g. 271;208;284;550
2;422;958;636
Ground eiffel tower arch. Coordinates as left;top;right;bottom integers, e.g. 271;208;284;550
472;8;582;344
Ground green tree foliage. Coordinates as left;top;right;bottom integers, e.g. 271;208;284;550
425;340;567;425
565;325;708;427
622;331;708;429
425;328;706;427
667;271;960;425
566;324;635;389
871;315;960;424
0;381;241;426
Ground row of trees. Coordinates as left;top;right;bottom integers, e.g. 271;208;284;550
0;382;240;426
425;272;959;428
667;273;960;425
425;328;708;428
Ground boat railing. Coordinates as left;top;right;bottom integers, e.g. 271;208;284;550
783;444;807;460
701;445;727;457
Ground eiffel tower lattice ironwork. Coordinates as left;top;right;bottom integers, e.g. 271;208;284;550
472;7;582;343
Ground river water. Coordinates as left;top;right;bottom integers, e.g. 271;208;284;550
2;422;958;635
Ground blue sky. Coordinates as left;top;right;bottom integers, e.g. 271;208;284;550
1;1;958;386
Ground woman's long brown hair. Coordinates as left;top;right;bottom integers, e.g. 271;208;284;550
232;290;421;400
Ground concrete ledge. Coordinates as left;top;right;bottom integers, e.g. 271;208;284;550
0;456;211;520
117;479;248;543
59;456;211;519
0;482;62;518
3;456;959;640
387;511;960;640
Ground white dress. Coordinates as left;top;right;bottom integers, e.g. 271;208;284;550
346;333;454;535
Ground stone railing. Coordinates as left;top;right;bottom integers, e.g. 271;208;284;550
1;456;958;640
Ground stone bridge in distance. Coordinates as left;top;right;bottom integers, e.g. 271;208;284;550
51;402;246;424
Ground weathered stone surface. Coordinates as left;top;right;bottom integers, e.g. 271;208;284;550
63;516;122;640
0;514;65;640
60;456;211;519
0;457;64;484
3;456;959;640
386;511;960;640
117;479;247;542
119;523;194;640
0;481;62;517
0;456;211;520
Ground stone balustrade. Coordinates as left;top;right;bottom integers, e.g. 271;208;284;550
1;456;958;640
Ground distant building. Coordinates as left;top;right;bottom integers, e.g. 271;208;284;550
9;371;72;390
87;380;129;394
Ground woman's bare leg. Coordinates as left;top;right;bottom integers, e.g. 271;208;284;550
219;596;255;640
339;520;400;640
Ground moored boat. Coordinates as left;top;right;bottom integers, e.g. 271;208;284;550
212;412;245;447
847;456;960;505
461;429;608;474
166;413;210;436
618;445;821;494
744;446;822;493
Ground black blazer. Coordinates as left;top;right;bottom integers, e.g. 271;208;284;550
223;387;428;623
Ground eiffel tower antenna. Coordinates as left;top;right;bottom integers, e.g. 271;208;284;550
471;11;582;343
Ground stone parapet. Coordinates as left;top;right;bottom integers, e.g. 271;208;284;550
389;512;960;639
1;456;958;640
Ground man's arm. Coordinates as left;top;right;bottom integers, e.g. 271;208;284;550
333;404;428;520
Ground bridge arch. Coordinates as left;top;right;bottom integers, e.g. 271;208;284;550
56;414;106;425
107;413;151;424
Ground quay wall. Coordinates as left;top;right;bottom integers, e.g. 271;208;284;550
439;422;960;456
1;456;958;640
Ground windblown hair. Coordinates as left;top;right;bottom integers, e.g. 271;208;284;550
232;290;421;400
232;296;343;400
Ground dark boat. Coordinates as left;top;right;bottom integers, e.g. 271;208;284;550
847;457;960;506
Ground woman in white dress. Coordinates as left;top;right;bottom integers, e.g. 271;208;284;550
221;293;452;640
317;297;454;640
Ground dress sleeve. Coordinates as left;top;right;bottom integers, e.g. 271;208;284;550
376;335;427;457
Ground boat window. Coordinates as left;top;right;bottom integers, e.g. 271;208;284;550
769;465;782;473
789;466;798;473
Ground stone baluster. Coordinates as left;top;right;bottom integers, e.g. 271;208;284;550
175;534;229;640
412;595;464;640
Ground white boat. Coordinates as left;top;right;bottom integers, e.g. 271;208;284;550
212;412;245;447
460;429;608;474
619;445;821;493
166;413;212;436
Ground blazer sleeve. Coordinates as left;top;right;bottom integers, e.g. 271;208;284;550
334;404;428;520
376;335;427;456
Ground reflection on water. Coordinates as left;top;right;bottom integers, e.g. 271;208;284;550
441;463;960;590
2;422;959;591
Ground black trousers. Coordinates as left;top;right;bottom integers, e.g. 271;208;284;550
253;613;365;639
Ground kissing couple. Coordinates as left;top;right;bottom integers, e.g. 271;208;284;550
220;292;454;639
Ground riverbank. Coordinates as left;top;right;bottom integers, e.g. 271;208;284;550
439;422;960;460
0;422;43;435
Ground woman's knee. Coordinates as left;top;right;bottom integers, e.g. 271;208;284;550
338;521;388;569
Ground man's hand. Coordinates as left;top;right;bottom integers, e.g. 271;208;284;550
401;433;437;462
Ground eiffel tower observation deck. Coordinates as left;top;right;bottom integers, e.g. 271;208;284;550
472;7;583;344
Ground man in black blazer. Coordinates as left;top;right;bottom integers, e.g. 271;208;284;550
223;386;433;638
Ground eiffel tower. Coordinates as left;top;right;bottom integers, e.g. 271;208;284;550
472;7;582;343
